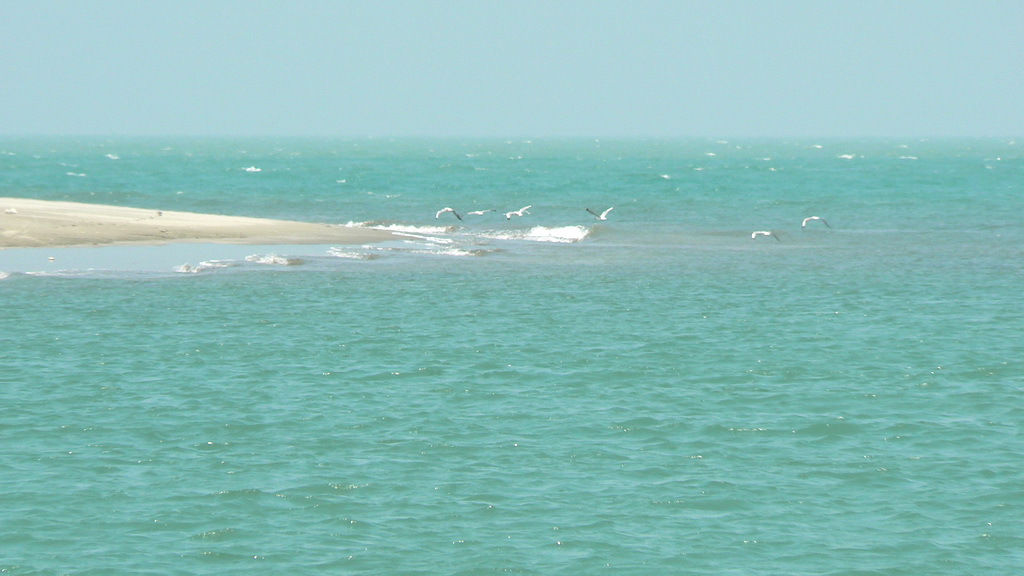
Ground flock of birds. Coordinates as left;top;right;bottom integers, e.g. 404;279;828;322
435;205;613;222
436;205;830;241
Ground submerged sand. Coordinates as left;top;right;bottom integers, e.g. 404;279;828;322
0;198;395;249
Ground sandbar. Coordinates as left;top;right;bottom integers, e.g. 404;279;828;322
0;197;395;249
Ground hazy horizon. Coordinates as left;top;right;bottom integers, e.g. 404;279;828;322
3;1;1022;138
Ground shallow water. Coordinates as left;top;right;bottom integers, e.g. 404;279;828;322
1;137;1022;574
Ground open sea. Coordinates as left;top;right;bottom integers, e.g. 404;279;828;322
1;137;1022;575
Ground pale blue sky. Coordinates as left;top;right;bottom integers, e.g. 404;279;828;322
2;0;1021;137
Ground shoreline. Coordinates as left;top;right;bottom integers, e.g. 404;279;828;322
0;197;396;249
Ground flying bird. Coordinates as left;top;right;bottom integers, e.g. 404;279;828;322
586;207;614;220
466;209;496;216
435;207;463;221
802;216;831;228
751;230;780;241
505;205;532;220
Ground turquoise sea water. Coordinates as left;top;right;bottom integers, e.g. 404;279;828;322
1;138;1022;574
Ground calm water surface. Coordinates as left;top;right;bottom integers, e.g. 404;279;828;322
1;138;1022;574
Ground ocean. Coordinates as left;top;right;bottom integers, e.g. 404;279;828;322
1;137;1022;574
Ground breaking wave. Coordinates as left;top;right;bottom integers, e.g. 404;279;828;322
479;225;590;244
245;254;305;266
344;221;456;235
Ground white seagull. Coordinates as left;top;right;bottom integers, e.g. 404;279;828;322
801;216;831;228
751;230;780;241
435;207;463;221
586;207;614;220
466;209;496;216
505;205;532;220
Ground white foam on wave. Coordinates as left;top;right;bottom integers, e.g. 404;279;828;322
352;242;492;258
175;259;243;274
350;224;457;249
0;271;9;281
327;247;380;260
385;224;455;235
409;247;489;257
344;221;456;235
245;254;304;266
475;225;590;243
526;225;590;243
198;259;239;270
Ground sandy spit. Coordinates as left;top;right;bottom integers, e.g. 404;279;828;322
0;198;396;249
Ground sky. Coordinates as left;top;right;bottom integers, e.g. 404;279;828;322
2;0;1022;138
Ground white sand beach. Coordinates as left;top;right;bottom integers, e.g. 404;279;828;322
0;198;395;249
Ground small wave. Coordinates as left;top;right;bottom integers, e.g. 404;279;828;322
175;259;241;274
352;243;494;258
199;259;239;269
526;225;591;243
243;166;261;172
327;247;380;260
245;254;304;266
399;235;455;247
383;224;455;235
409;247;489;257
0;271;9;281
475;225;590;244
344;221;456;235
